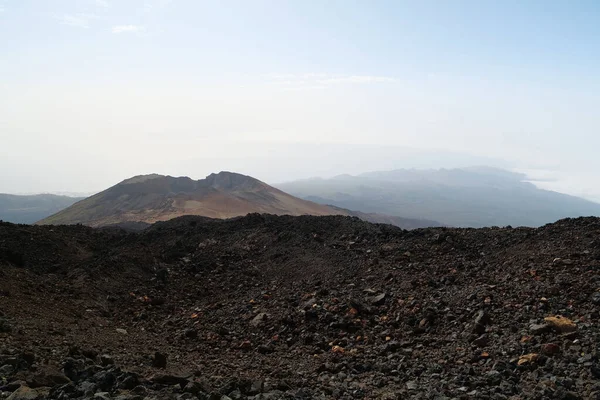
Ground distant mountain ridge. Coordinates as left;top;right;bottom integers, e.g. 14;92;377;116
276;167;600;227
38;171;441;229
0;193;83;224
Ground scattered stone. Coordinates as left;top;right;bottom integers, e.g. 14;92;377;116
20;353;35;366
3;211;600;400
118;373;139;390
184;328;197;339
541;343;560;355
82;349;99;360
150;374;190;387
239;340;252;350
257;344;274;354
152;352;167;369
0;317;11;333
183;381;204;395
473;310;490;334
544;315;577;333
250;313;269;327
517;353;540;366
530;323;551;335
331;345;345;354
248;380;263;395
115;328;128;335
77;381;97;396
27;373;71;388
366;293;386;306
130;385;148;396
100;354;114;366
6;386;39;400
473;334;489;347
1;364;14;376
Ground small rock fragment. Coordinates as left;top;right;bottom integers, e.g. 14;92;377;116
473;334;489;347
20;352;35;366
99;354;114;366
7;386;40;400
331;345;345;354
530;323;551;335
367;293;386;306
250;313;269;327
153;352;167;369
473;310;490;334
184;328;197;338
151;374;190;386
0;317;11;333
544;315;577;333
541;343;560;355
517;353;539;366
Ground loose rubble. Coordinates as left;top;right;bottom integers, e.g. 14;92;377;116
1;214;600;399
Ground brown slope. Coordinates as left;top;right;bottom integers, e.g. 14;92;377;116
38;172;347;227
38;171;443;229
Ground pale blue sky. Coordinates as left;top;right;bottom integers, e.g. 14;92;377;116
1;0;599;200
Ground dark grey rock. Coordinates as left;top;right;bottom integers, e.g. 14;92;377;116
100;354;114;366
473;310;490;334
152;352;167;369
530;323;551;335
0;318;11;333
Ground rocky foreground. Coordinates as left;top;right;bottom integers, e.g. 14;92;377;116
1;215;599;399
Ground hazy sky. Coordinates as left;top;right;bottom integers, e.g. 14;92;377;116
1;1;599;200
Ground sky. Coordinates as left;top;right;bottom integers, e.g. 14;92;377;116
1;0;599;200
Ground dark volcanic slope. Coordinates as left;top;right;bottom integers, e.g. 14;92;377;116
1;215;600;399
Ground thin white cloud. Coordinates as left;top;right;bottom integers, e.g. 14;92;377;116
143;0;172;13
267;73;398;90
0;6;4;13
112;25;145;34
54;13;99;29
317;76;397;84
93;0;109;7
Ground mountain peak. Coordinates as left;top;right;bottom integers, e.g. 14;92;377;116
204;171;264;191
38;171;338;227
120;174;166;185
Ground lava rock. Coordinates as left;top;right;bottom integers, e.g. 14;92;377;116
473;334;489;347
0;317;11;333
150;374;190;387
366;293;386;306
20;353;35;366
530;323;551;335
6;386;40;400
184;328;198;339
152;352;167;369
118;373;140;390
250;313;269;327
541;343;560;355
100;354;114;366
473;310;491;334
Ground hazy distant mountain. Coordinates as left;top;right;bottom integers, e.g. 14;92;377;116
39;171;440;229
0;194;83;224
276;167;600;227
